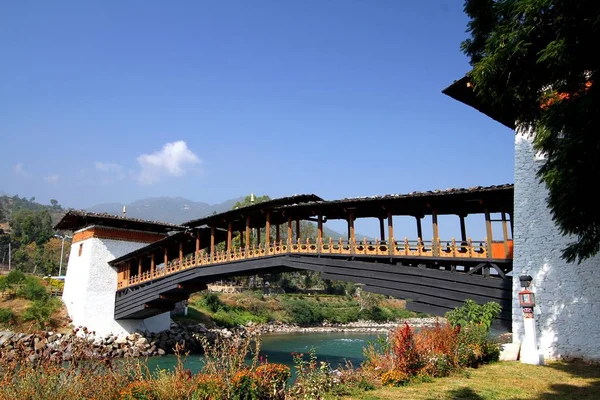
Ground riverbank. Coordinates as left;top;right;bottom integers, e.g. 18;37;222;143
254;317;441;333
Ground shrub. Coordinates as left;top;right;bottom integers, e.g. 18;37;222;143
204;293;225;313
22;297;61;328
0;307;16;327
255;363;290;399
193;374;226;400
289;349;335;398
5;270;25;286
445;299;502;331
456;324;500;367
19;276;48;300
285;301;323;325
118;381;155;400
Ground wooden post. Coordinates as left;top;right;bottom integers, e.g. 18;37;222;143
246;216;251;248
164;247;168;267
501;210;510;258
227;221;233;252
379;217;386;242
179;241;183;265
432;209;439;256
387;211;394;255
349;211;355;243
317;214;323;243
150;252;155;276
484;208;493;258
287;216;293;244
257;225;261;244
275;224;280;243
459;215;467;242
196;230;201;257
416;216;423;240
210;225;215;256
137;257;142;277
240;229;244;248
265;211;271;247
125;261;131;283
296;219;301;241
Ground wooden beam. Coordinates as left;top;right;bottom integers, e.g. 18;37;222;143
287;216;293;244
296;219;300;241
432;209;439;256
246;215;251;248
501;210;509;258
137;257;142;276
240;229;244;248
257;225;261;244
265;211;271;247
227;221;233;252
484;208;493;257
164;247;168;268
379;217;386;241
459;215;467;242
210;225;215;255
416;216;423;240
275;223;280;243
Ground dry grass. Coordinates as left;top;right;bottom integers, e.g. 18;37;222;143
344;361;600;400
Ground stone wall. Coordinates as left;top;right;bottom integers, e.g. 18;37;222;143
513;130;600;361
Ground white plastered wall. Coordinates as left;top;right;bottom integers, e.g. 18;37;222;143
62;228;170;337
513;129;600;361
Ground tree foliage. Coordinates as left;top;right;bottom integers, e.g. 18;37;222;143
9;209;54;246
462;0;600;263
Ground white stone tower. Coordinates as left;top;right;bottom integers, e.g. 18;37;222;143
57;211;181;337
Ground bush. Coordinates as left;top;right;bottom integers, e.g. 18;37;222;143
5;270;25;286
363;320;500;387
285;301;323;325
22;297;61;328
193;374;226;400
445;299;502;331
204;293;226;313
19;277;48;300
0;307;16;327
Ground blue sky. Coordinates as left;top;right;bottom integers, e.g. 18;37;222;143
1;1;513;216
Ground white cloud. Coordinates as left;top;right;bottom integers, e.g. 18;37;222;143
13;162;31;178
95;161;126;184
136;141;201;185
44;174;60;184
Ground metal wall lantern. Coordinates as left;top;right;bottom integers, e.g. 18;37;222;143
519;289;536;308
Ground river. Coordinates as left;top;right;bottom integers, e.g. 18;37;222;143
146;331;384;375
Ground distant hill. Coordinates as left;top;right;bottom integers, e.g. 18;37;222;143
87;196;245;225
87;196;351;237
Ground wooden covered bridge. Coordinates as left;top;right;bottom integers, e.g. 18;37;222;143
107;184;514;329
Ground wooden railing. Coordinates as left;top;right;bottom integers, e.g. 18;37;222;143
117;237;495;289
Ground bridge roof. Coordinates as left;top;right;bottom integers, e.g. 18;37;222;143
55;210;184;233
182;194;323;228
442;75;515;129
274;184;514;220
109;227;227;265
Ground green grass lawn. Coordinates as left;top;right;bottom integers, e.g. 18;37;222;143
344;361;600;400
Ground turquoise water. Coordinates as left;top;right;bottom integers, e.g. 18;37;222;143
146;331;383;374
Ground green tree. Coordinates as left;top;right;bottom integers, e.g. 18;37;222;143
9;209;53;246
461;0;600;263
